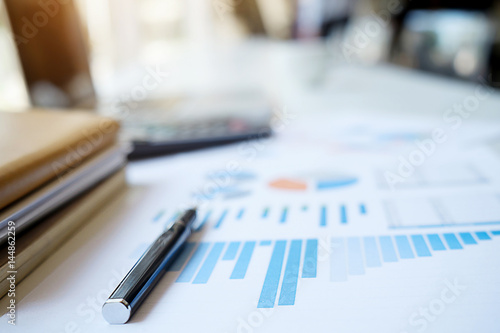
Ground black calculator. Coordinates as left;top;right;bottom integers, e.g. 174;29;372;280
120;92;273;158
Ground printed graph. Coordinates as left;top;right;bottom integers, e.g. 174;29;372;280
168;239;318;308
269;173;358;191
184;203;368;229
386;193;500;229
129;230;500;308
377;162;488;189
329;231;497;282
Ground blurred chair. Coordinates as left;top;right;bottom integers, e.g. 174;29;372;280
4;0;96;108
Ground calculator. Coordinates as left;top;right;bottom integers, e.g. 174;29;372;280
119;92;273;158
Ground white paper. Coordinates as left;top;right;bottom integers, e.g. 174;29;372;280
3;114;500;333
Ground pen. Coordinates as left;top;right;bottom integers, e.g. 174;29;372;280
102;208;197;324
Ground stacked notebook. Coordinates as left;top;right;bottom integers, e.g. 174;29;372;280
0;109;127;298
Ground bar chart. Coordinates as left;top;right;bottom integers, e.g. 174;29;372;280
268;174;358;191
150;230;500;309
154;203;369;230
329;231;498;282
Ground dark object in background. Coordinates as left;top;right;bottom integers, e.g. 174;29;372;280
396;10;494;80
128;116;272;159
390;0;499;85
4;0;96;108
121;92;273;159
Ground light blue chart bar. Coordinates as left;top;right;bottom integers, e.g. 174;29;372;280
237;208;245;220
443;233;463;250
278;240;302;305
262;208;270;218
347;237;365;275
427;234;446;251
363;237;381;267
214;210;228;229
195;211;212;232
258;240;287;308
153;210;165;223
330;238;347;281
395;235;415;259
459;232;477;245
193;242;225;284
360;204;367;214
280;208;289;223
492;231;500;236
340;205;347;224
176;242;211;282
302;239;317;278
320;206;327;227
379;236;398;262
259;240;272;246
476;231;491;240
222;241;241;260
168;242;196;271
165;212;180;229
231;241;256;279
411;235;431;257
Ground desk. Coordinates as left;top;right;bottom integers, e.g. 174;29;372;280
2;41;500;332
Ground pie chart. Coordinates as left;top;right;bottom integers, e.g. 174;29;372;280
269;173;358;191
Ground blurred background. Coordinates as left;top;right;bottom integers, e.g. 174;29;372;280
0;0;499;111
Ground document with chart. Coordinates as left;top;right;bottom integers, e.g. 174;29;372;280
3;115;500;333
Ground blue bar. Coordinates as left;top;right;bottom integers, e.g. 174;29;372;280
476;231;491;240
168;242;196;271
360;204;367;214
259;240;272;246
193;242;225;284
195;211;211;232
330;238;347;281
302;205;308;211
394;235;415;259
492;231;500;236
176;243;211;282
320;206;327;227
237;208;245;220
214;210;228;229
280;207;288;223
363;237;381;267
427;234;446;251
302;239;317;278
165;212;180;229
153;210;165;223
459;232;477;245
379;236;398;262
410;235;431;257
443;233;463;250
340;205;347;224
347;237;365;275
278;240;302;306
262;207;270;218
222;241;241;260
230;241;256;279
258;240;287;308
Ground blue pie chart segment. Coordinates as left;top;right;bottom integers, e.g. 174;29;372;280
316;177;357;190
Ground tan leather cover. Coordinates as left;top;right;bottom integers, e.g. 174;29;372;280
0;109;120;210
0;169;127;300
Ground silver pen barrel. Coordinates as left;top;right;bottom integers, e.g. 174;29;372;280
102;209;197;324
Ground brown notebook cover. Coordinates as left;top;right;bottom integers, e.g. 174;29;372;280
0;168;126;300
0;109;119;210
